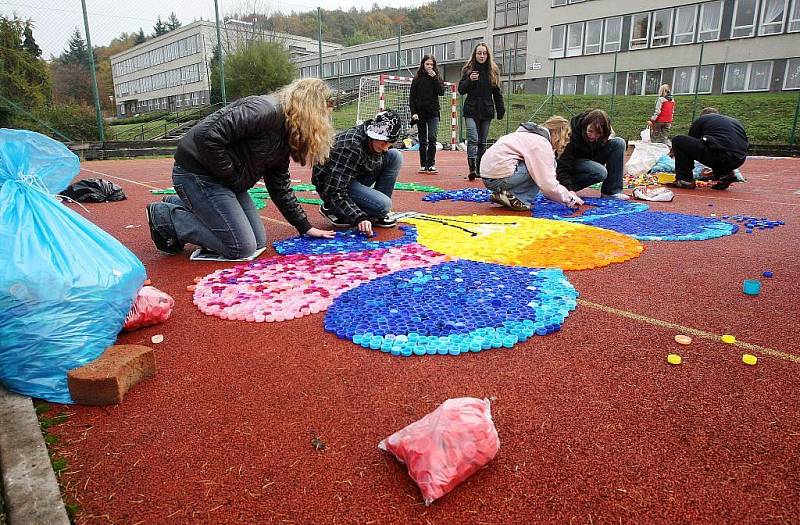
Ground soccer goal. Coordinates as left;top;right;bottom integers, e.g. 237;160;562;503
356;74;459;150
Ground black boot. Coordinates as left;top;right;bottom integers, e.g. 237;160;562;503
476;143;486;179
467;158;477;181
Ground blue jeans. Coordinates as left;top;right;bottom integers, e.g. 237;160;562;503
417;117;439;168
348;148;401;217
464;117;491;161
482;160;540;205
150;164;266;259
557;137;625;195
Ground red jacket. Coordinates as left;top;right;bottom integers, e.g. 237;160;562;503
651;96;675;123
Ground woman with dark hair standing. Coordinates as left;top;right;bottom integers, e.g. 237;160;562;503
410;55;445;173
458;42;505;181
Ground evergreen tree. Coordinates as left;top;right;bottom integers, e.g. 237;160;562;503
134;28;146;44
166;12;181;31
22;20;41;57
0;15;51;126
153;16;168;36
60;28;90;65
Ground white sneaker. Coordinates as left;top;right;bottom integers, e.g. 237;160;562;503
601;192;631;201
633;187;674;202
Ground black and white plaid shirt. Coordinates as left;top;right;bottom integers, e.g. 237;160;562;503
312;125;385;225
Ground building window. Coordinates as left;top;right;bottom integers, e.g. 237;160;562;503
626;70;662;95
724;61;773;91
379;53;388;69
494;31;527;74
566;22;584;56
784;58;800;89
789;0;800;30
550;25;566;58
603;17;622;52
548;76;577;95
731;0;759;38
584;20;602;54
447;42;456;60
674;4;698;44
651;9;674;47
759;0;789;34
584;73;616;95
552;0;567;6
495;0;529;28
630;12;651;49
673;65;715;93
698;1;724;41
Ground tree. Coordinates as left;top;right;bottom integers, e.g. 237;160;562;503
211;42;295;102
51;28;96;105
166;12;181;31
134;28;146;44
0;15;51;127
153;16;168;36
22;20;41;57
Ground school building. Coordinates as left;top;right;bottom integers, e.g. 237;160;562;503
296;0;800;96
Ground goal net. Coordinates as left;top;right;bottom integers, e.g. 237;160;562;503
356;74;459;150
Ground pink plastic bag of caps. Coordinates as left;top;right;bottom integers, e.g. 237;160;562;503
379;397;500;505
123;286;174;331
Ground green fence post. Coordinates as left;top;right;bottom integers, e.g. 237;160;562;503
610;52;618;121
81;0;104;141
691;41;705;121
549;58;557;115
790;90;800;146
317;7;323;77
505;49;513;135
214;0;227;105
397;25;402;76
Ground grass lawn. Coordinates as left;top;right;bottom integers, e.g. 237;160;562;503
335;92;800;145
108;120;168;141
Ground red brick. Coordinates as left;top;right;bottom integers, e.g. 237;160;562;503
67;345;156;405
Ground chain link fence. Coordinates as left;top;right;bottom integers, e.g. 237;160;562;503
2;0;798;148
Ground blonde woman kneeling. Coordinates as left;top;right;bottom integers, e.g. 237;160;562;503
480;116;583;211
146;78;336;258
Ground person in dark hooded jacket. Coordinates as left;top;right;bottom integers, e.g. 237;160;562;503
556;109;629;200
145;78;336;259
410;54;445;173
458;42;505;181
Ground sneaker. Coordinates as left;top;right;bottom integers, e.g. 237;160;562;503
319;204;351;228
427;165;438;173
417;166;428;173
711;172;737;191
371;215;397;228
490;190;531;212
665;180;697;190
600;192;631;200
145;203;183;254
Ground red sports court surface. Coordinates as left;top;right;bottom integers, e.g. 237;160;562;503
50;151;799;524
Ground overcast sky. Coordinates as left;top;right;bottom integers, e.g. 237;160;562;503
1;0;433;59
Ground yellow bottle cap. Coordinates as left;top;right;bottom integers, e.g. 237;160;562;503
721;334;736;344
742;354;758;365
667;354;682;365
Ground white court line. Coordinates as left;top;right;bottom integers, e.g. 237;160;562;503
666;192;799;207
79;167;162;190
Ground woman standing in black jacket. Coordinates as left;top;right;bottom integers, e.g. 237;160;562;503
145;78;336;259
410;54;445;173
458;42;505;181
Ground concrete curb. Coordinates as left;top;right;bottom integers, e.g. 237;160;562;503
0;385;69;525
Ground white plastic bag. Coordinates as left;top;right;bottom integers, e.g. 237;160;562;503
640;127;651;143
625;141;670;176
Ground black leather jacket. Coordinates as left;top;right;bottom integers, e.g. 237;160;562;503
174;95;311;234
458;62;505;121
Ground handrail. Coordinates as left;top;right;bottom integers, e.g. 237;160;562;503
108;103;223;141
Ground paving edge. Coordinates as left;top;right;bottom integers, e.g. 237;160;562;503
0;385;70;525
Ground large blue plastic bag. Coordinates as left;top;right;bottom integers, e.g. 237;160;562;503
0;129;145;403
